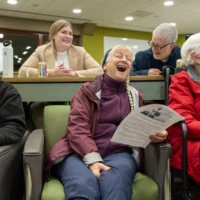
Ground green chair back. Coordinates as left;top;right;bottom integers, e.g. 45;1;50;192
42;105;159;200
43;105;70;155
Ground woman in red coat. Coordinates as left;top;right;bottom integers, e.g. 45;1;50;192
168;32;200;182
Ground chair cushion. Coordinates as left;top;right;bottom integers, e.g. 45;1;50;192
132;172;158;200
42;172;158;200
44;105;70;155
41;178;65;200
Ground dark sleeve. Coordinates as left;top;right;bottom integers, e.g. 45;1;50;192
0;82;26;145
130;51;149;76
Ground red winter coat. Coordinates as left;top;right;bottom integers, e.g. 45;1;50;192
167;70;200;182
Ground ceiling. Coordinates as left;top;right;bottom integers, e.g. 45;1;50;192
0;0;199;34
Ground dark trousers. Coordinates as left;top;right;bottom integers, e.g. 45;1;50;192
55;152;137;200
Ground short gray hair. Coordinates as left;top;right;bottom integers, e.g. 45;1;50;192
153;23;178;43
181;32;200;65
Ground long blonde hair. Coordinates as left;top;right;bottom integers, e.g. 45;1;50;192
49;19;72;42
48;20;72;54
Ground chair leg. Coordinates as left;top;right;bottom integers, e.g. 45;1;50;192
164;161;171;200
171;168;193;200
173;191;193;200
171;168;175;196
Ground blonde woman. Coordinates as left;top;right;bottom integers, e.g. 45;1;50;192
18;19;103;77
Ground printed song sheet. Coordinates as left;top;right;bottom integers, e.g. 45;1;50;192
111;104;184;148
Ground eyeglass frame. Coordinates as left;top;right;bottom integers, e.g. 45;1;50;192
148;40;174;50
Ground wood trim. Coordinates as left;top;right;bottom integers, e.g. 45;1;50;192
2;76;165;83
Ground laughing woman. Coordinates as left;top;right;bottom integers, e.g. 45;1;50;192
18;19;103;77
45;44;167;200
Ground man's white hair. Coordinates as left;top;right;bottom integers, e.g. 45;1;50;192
153;23;178;43
181;32;200;65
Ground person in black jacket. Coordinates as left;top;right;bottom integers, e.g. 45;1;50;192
0;78;26;145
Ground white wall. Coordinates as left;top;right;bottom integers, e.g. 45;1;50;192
104;36;149;56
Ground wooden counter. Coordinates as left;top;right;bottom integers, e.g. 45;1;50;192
2;76;165;101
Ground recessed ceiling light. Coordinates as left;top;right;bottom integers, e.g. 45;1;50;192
125;16;134;21
26;46;31;50
23;51;28;55
14;55;18;59
7;0;18;5
164;1;174;6
122;38;128;41
0;33;4;38
170;22;176;26
73;9;81;14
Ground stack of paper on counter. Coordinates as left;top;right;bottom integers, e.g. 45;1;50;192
111;104;184;148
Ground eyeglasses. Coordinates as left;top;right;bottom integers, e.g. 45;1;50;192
148;40;174;50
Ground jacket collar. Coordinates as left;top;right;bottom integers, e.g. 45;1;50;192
84;74;141;109
187;65;200;83
87;74;104;94
169;46;181;58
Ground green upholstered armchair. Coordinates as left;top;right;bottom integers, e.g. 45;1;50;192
0;131;29;200
23;105;171;200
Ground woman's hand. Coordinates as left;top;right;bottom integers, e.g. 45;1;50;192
89;162;111;178
48;63;77;77
149;130;168;143
64;69;78;77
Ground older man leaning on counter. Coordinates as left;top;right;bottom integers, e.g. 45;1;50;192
18;19;103;78
130;23;181;76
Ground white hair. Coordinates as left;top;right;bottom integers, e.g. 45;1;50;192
153;23;178;43
106;44;134;62
181;32;200;65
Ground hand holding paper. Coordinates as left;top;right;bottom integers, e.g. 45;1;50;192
149;130;168;143
111;104;184;148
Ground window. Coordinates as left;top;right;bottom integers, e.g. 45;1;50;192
0;30;81;72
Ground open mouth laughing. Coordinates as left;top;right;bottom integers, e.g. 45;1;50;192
117;65;126;72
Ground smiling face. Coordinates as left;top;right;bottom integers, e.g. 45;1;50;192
103;47;132;81
151;35;174;60
53;25;73;52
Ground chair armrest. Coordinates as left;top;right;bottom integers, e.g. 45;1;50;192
144;142;172;200
23;129;44;200
161;66;171;105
